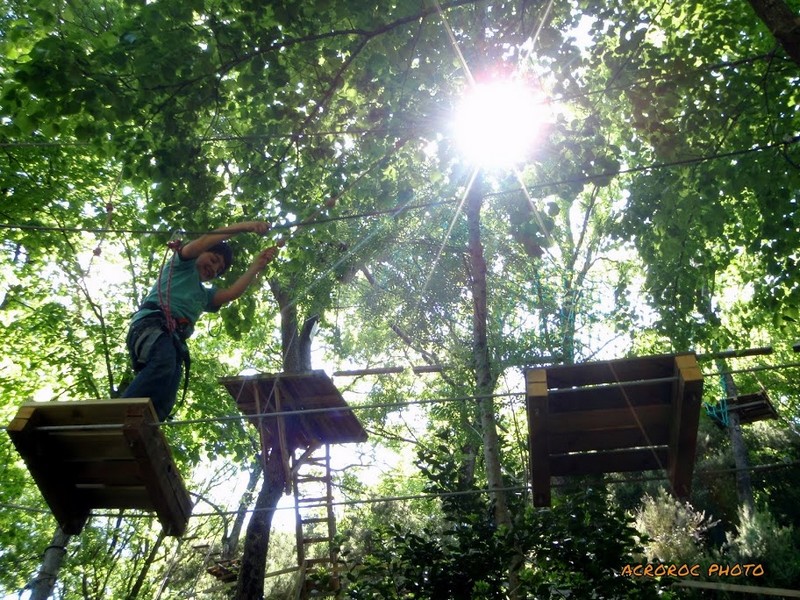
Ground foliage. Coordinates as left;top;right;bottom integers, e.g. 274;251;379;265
721;504;800;588
633;489;718;564
344;486;669;599
517;489;672;600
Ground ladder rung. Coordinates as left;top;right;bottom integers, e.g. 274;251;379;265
296;475;330;483
305;557;334;566
301;517;329;524
303;536;332;544
297;496;329;504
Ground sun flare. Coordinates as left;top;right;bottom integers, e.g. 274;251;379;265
454;79;548;169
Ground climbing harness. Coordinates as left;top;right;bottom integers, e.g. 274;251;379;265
127;236;192;419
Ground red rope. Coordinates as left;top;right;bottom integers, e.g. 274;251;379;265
157;239;182;333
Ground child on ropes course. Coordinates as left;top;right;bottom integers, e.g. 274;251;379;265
122;220;278;421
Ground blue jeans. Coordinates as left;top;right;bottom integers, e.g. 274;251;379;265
123;329;183;421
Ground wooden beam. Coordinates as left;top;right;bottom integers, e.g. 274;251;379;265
547;405;671;434
122;403;191;536
526;369;550;507
548;425;670;454
333;367;405;376
274;385;293;494
551;448;669;476
547;380;673;413
538;353;685;389
668;354;703;499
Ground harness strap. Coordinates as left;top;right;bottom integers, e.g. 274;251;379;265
135;302;192;419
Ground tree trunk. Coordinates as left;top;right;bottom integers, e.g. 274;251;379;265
466;174;521;598
234;442;287;600
746;0;800;67
234;279;315;600
466;175;510;529
719;366;755;511
224;458;263;560
29;527;70;600
126;531;165;600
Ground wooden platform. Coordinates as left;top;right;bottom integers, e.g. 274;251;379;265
707;390;778;428
219;370;368;450
6;399;192;536
207;558;240;583
526;353;703;506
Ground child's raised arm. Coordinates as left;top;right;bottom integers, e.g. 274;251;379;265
180;221;269;260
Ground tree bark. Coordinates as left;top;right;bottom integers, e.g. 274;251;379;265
234;442;287;600
746;0;800;67
29;527;70;600
718;365;756;511
224;458;263;560
466;175;510;530
126;531;165;600
466;174;521;598
234;278;316;599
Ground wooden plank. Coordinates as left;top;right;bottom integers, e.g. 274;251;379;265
539;354;687;389
6;399;191;536
6;407;90;534
669;354;703;499
526;369;551;507
547;380;672;413
548;425;670;454
220;371;368;449
547;405;671;434
10;398;154;427
42;431;133;461
727;391;778;423
551;448;669;477
77;485;152;510
122;404;191;536
69;460;143;486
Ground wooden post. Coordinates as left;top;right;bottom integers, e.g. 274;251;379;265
122;403;192;536
274;385;293;494
668;354;703;499
526;369;550;507
253;383;271;477
324;444;339;591
293;456;306;586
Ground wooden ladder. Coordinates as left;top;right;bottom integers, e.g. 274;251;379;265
293;444;339;598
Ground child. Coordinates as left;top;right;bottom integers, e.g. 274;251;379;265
123;220;278;421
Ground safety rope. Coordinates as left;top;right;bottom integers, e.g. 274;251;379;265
157;236;183;334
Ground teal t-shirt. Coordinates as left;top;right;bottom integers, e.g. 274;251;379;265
133;253;219;337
